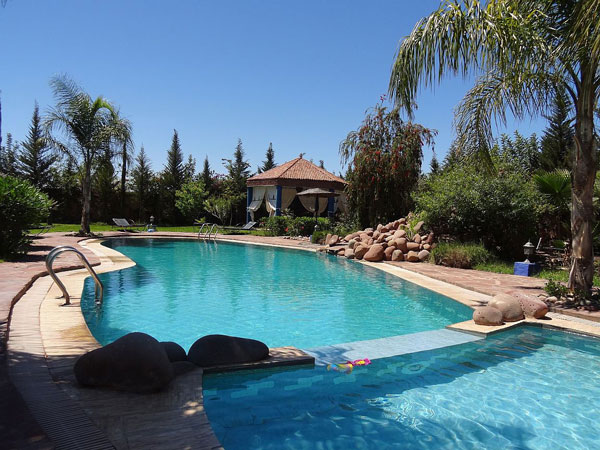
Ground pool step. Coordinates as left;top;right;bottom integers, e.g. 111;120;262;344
305;329;483;365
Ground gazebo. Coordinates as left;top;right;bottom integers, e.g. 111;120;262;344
246;156;347;222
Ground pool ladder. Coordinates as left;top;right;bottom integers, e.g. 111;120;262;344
45;245;104;306
197;223;219;240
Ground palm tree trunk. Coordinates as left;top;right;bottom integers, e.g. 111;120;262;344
80;164;92;235
568;75;597;294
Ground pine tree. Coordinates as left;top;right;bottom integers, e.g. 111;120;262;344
258;142;276;173
0;133;18;176
161;129;185;223
163;130;184;189
93;144;117;222
222;139;251;224
131;146;153;221
539;89;574;171
222;139;251;193
430;151;440;175
17;103;57;190
201;156;212;192
183;154;196;182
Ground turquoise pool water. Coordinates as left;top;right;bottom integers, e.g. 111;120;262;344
81;238;471;350
204;327;600;449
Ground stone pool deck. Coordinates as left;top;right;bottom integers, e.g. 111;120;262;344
3;231;600;449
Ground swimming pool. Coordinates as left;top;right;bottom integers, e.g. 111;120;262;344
204;326;600;449
81;238;471;350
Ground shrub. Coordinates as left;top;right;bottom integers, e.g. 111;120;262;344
265;216;331;236
430;242;493;269
311;230;328;244
264;216;289;236
289;217;317;236
414;160;545;258
544;279;569;299
0;175;53;258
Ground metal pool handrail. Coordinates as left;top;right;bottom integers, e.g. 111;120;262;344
45;245;104;305
197;223;219;240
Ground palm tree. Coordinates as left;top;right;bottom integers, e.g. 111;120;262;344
389;0;599;294
45;75;127;234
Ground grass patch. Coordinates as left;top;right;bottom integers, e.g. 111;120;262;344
474;260;600;287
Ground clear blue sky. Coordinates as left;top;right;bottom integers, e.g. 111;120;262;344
0;0;545;175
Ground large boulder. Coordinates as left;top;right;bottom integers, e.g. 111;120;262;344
345;248;355;259
516;294;548;319
391;250;404;261
160;341;188;362
473;306;503;326
393;229;406;239
413;221;424;233
406;251;420;262
187;334;269;367
396;238;408;253
414;234;422;244
348;239;357;249
328;235;339;246
74;332;174;393
354;244;369;260
488;294;524;322
417;249;430;262
406;242;420;252
364;244;385;262
384;246;395;261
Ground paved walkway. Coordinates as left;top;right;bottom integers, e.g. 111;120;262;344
386;261;547;298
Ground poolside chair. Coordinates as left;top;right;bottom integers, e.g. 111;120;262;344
112;218;136;231
241;221;257;230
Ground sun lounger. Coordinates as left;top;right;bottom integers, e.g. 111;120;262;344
112;218;137;231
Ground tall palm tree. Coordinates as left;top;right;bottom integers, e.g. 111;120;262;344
45;75;126;234
389;0;599;294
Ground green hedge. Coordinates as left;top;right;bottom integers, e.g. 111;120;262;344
264;216;331;236
0;175;53;258
414;161;545;258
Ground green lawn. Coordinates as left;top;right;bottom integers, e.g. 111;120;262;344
30;223;268;236
474;260;600;287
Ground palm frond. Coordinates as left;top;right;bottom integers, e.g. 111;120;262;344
389;0;555;117
453;68;559;156
533;169;571;207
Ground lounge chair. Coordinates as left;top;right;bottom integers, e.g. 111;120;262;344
112;218;137;231
241;221;257;230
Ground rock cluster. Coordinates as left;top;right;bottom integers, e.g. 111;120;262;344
473;293;548;326
322;217;434;263
74;332;270;393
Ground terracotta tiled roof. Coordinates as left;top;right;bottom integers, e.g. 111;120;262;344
247;157;346;190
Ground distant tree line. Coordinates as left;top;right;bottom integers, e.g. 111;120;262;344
0;75;278;232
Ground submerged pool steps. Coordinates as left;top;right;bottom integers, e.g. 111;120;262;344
305;329;483;366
